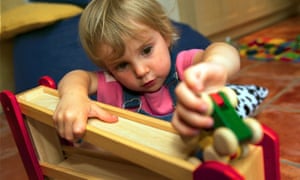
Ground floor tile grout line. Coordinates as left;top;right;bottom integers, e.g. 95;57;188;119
261;106;300;112
255;106;300;117
235;72;300;81
238;62;262;74
231;71;300;84
280;158;300;168
0;148;19;160
257;78;300;112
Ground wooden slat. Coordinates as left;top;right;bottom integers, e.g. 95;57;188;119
26;117;64;163
232;146;265;180
41;151;168;180
41;162;88;180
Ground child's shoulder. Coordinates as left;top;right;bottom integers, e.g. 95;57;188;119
176;49;203;60
97;71;123;107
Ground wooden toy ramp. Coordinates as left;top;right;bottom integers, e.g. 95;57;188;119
0;85;280;180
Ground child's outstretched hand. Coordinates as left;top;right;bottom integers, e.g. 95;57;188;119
53;93;118;141
172;62;228;136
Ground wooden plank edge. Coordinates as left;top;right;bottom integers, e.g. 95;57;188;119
85;124;196;179
40;162;95;180
17;86;176;133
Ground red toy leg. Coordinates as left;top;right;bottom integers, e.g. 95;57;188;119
193;161;244;180
258;124;280;180
0;91;44;180
38;76;56;89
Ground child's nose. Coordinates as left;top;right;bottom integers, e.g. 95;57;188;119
134;63;149;78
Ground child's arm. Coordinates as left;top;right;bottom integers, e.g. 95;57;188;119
53;70;118;141
172;42;240;136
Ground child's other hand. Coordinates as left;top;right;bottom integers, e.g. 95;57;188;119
172;62;227;136
53;93;118;141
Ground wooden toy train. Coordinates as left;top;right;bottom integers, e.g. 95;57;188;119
189;87;263;164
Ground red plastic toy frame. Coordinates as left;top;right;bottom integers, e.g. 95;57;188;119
0;76;280;180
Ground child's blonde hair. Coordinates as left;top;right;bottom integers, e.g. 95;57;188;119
79;0;178;68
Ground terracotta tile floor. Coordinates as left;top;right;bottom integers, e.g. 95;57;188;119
1;15;300;179
231;15;300;179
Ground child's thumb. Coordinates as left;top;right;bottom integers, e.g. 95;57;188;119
88;104;118;123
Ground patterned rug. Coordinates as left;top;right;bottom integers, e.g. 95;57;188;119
238;35;300;62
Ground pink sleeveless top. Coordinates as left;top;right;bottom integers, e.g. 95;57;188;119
97;49;202;116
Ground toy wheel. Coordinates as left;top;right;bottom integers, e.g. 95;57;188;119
200;93;214;115
244;117;263;144
229;144;249;160
213;127;238;156
203;145;229;164
220;87;238;107
240;144;250;158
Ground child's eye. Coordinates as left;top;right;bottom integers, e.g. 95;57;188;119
116;62;128;70
142;46;153;56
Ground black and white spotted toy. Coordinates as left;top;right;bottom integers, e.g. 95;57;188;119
226;84;269;118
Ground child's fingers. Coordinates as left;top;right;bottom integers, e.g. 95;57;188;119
175;104;213;129
72;104;118;139
172;112;200;136
53;110;71;139
183;63;227;93
88;103;118;123
56;117;65;139
175;82;208;113
183;65;205;92
72;112;88;140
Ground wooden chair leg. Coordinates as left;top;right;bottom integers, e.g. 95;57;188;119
0;91;44;180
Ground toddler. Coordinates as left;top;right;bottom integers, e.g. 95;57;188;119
53;0;267;141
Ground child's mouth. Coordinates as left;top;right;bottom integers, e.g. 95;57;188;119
143;79;156;88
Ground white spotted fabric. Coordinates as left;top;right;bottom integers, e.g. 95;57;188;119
226;84;269;118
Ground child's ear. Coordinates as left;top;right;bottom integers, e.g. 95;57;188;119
165;37;172;48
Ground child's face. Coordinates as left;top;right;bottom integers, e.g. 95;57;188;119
99;25;171;93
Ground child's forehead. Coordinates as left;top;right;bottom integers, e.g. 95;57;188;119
130;22;156;37
96;23;159;63
130;27;156;41
108;23;156;48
